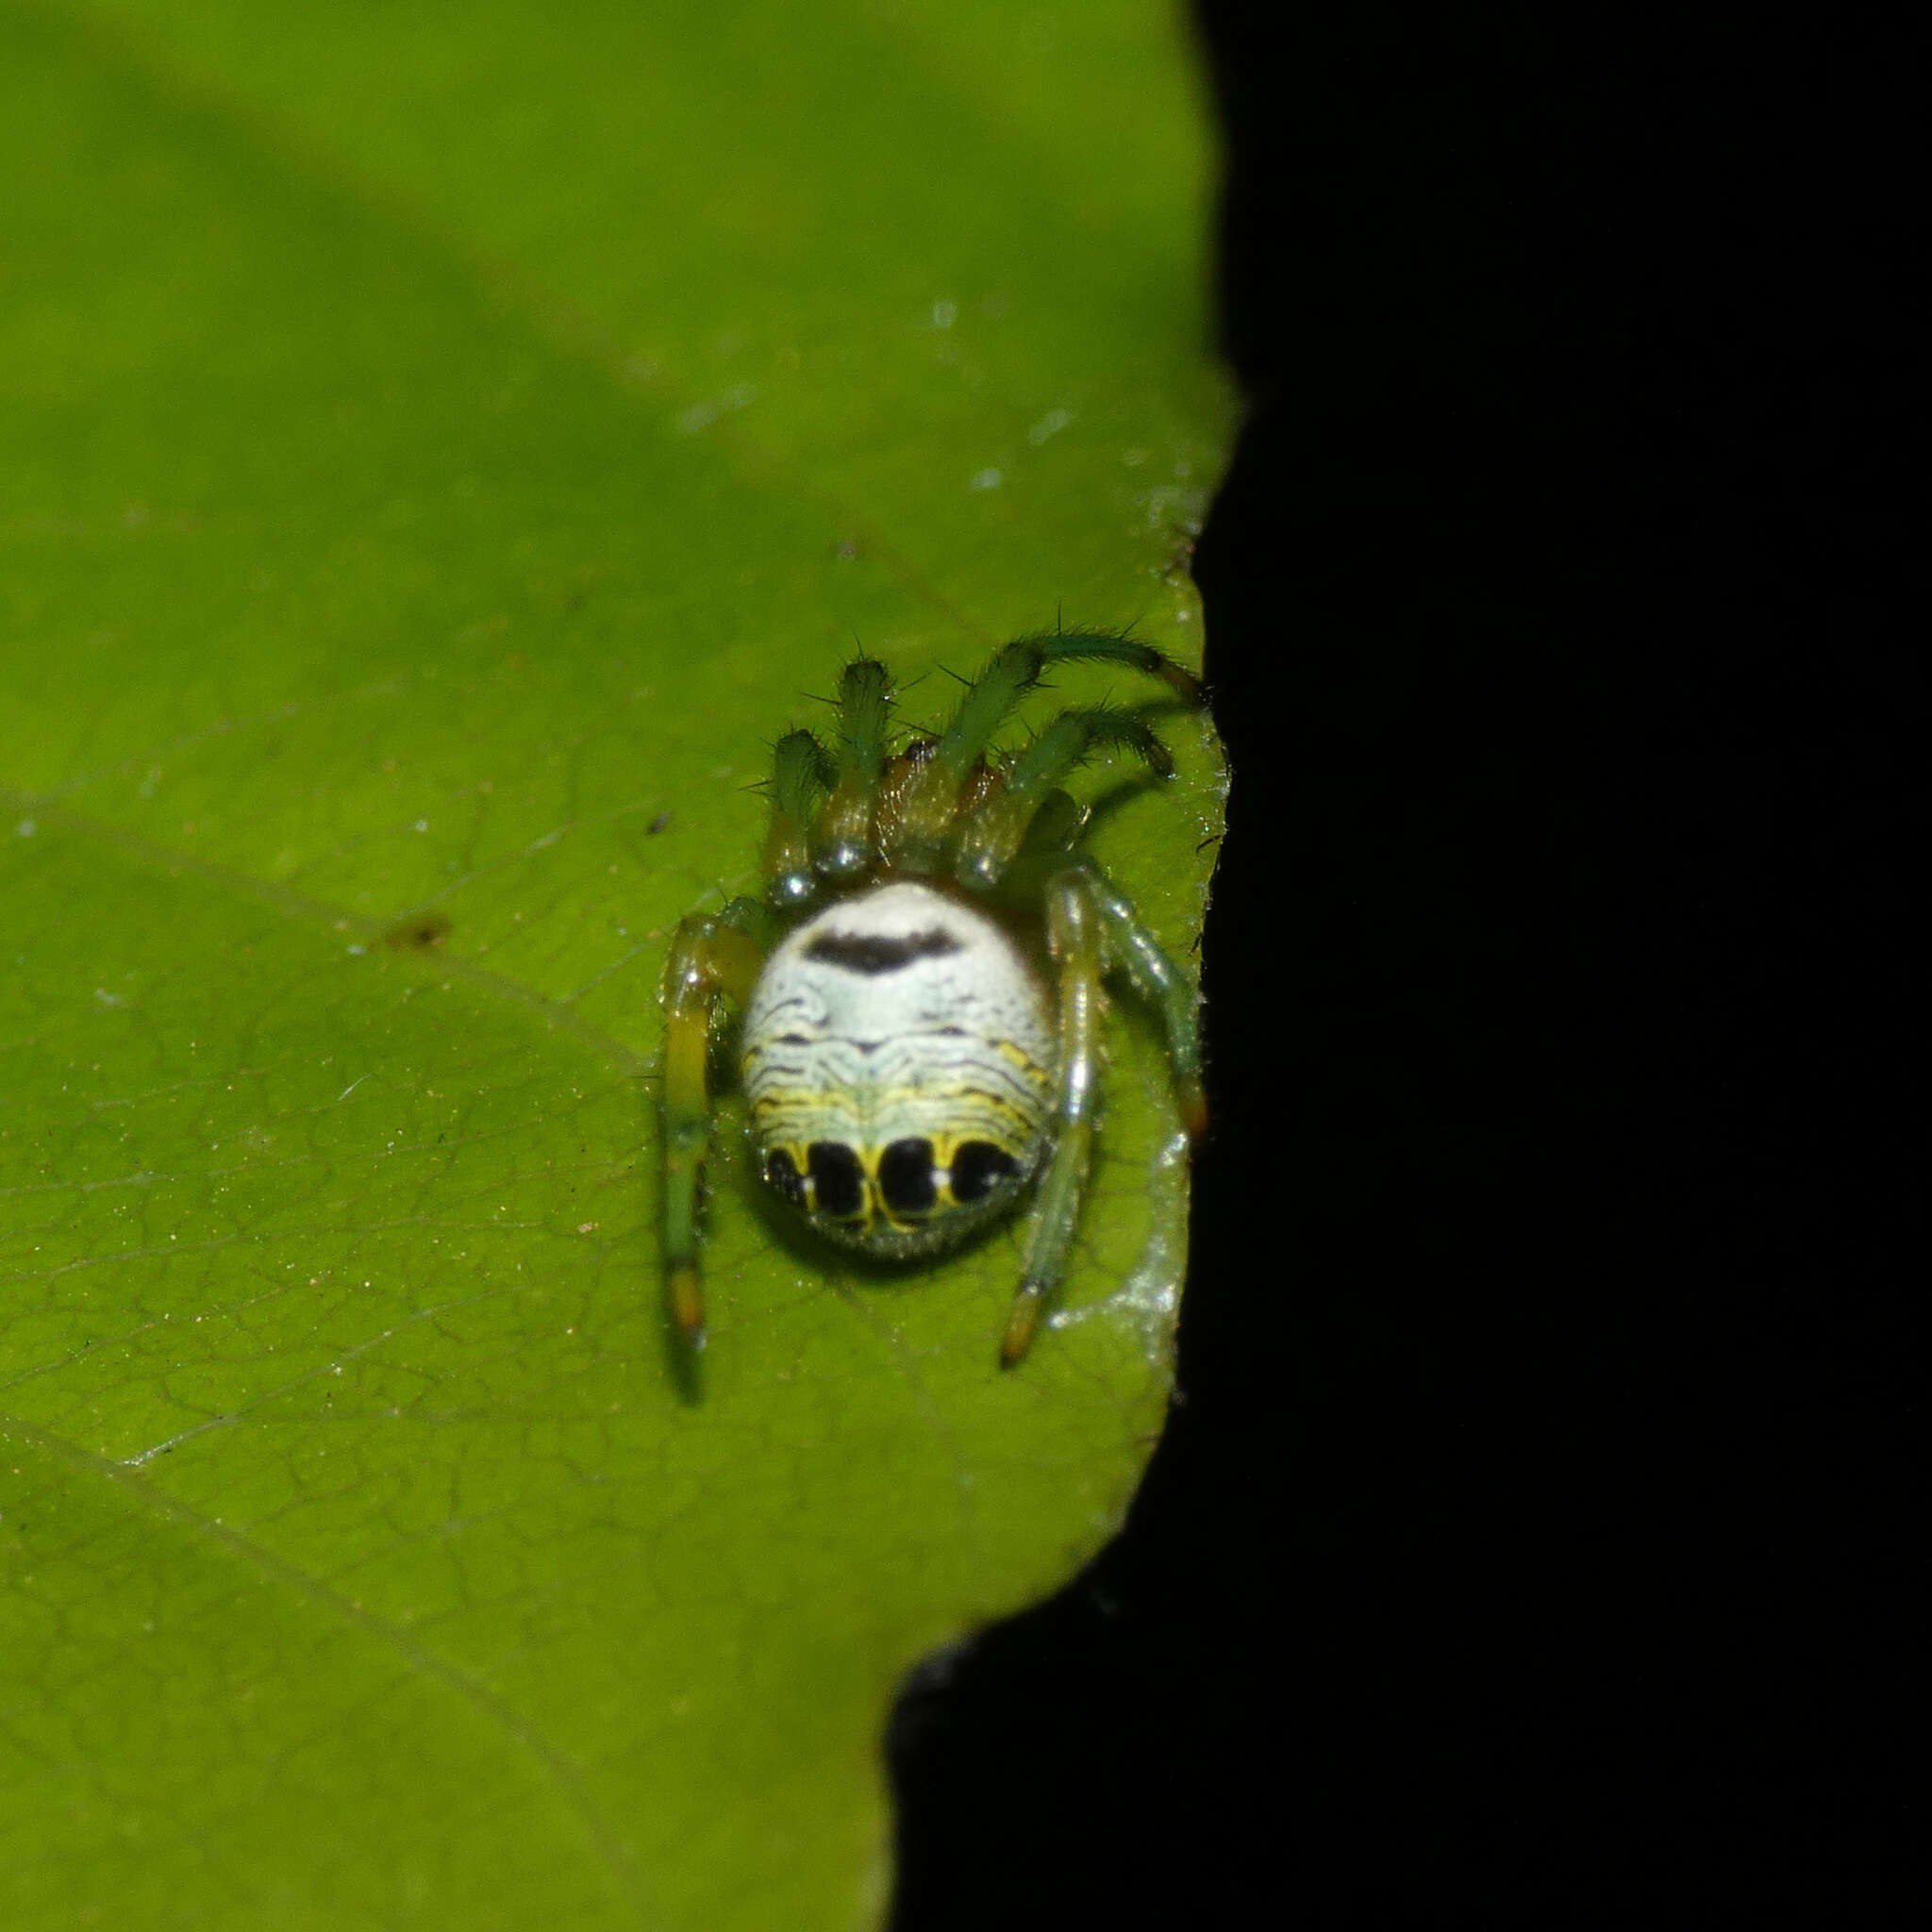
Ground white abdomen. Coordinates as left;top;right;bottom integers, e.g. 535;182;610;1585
741;881;1056;1256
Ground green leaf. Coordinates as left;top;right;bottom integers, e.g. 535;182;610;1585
0;2;1231;1924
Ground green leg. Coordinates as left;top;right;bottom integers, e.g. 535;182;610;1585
936;631;1200;783
660;897;769;1349
813;656;892;881
890;630;1199;874
1002;869;1106;1366
952;709;1173;892
762;730;836;908
1072;859;1208;1139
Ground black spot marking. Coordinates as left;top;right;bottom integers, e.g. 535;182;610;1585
807;1141;865;1218
804;927;963;975
950;1141;1020;1205
383;910;452;952
878;1139;937;1214
764;1147;806;1208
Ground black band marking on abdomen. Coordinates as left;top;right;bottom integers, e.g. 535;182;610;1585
803;927;964;974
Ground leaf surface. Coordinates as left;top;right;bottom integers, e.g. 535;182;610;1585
0;3;1231;1924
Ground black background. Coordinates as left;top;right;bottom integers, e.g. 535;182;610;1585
891;10;1924;1928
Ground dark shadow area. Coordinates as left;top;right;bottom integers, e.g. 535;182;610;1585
890;10;1923;1928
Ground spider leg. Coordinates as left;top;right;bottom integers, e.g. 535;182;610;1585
1001;867;1107;1366
938;632;1200;775
812;656;893;882
1070;857;1208;1139
889;631;1200;872
1011;785;1089;859
953;707;1173;892
661;895;772;1347
762;730;837;908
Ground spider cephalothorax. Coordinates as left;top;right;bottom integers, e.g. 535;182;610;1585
660;631;1208;1366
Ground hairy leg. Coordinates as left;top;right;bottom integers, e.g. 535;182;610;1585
1074;858;1208;1139
953;707;1173;891
1002;868;1107;1366
762;729;836;908
890;631;1199;872
813;656;893;882
660;896;771;1346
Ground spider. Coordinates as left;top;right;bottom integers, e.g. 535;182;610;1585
660;631;1209;1366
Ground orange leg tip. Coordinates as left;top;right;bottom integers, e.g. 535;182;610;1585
669;1264;706;1347
1000;1287;1044;1369
1159;661;1207;706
